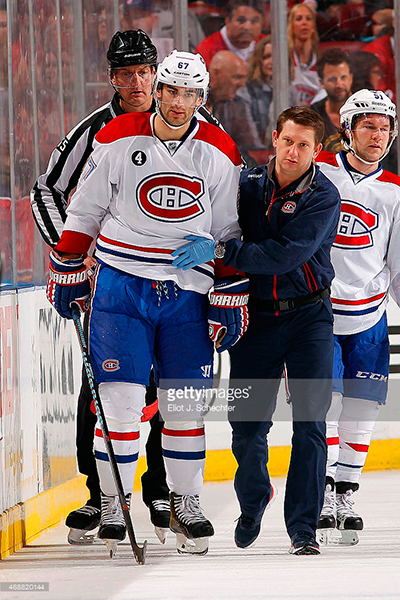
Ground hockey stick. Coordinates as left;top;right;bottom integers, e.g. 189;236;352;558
71;304;147;564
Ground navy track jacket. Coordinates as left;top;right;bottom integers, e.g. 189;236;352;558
224;157;341;302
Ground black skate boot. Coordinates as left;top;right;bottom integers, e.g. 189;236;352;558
66;502;101;545
317;477;336;545
149;499;171;544
170;492;214;555
98;493;130;557
335;482;363;545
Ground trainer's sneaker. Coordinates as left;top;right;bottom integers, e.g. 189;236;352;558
66;502;101;545
235;514;262;548
289;531;320;555
318;476;336;530
336;482;363;531
98;493;130;556
170;492;214;554
149;499;171;544
234;483;277;548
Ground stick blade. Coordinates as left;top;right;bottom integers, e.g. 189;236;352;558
134;540;147;564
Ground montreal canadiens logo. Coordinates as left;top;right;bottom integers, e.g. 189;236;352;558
102;359;120;372
282;200;296;214
137;173;205;222
334;200;378;249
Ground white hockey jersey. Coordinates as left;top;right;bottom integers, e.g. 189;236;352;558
317;150;400;335
289;50;321;106
57;111;242;295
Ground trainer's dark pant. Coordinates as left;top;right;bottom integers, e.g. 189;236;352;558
76;313;168;508
229;298;334;539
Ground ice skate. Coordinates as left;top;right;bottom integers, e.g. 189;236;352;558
149;499;171;544
98;493;130;557
170;492;214;555
335;484;363;546
66;502;101;545
317;477;336;546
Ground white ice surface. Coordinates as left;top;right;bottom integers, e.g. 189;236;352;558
1;471;399;600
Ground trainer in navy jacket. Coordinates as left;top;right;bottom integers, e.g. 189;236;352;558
223;108;341;555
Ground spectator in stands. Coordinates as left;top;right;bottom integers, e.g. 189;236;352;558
206;50;263;160
122;0;204;58
349;50;382;93
364;9;395;102
288;2;322;106
196;0;264;67
238;36;274;149
310;48;353;152
369;8;394;39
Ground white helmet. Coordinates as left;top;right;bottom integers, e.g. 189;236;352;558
340;89;398;163
154;51;209;129
156;50;209;100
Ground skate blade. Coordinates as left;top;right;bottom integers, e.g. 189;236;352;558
176;533;209;555
316;528;335;546
67;528;97;545
317;529;359;546
154;526;169;544
335;530;359;545
103;539;120;558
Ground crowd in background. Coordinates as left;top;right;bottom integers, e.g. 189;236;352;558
0;0;397;285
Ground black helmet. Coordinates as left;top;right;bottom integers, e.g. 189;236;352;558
107;30;158;68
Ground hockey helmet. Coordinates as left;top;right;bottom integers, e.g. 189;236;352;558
156;50;209;105
107;30;158;68
340;89;398;160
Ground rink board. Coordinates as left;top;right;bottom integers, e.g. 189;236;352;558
1;287;400;559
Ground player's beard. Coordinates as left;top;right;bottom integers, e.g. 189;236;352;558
159;101;196;129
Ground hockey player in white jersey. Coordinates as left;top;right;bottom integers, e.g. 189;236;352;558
31;31;227;547
316;90;400;544
46;50;243;556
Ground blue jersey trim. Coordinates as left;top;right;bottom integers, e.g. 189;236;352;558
333;305;379;317
96;242;214;280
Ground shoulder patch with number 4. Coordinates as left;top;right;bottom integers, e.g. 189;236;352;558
132;150;147;166
282;200;296;213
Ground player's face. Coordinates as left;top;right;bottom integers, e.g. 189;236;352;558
225;6;262;49
273;120;322;187
111;64;155;109
321;63;353;104
157;84;202;127
351;114;391;163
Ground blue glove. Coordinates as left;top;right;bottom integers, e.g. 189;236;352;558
46;251;91;319
171;235;216;270
208;279;250;353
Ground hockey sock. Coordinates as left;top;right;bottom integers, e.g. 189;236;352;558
162;420;205;495
95;382;145;496
95;417;140;496
325;391;343;480
336;396;380;484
